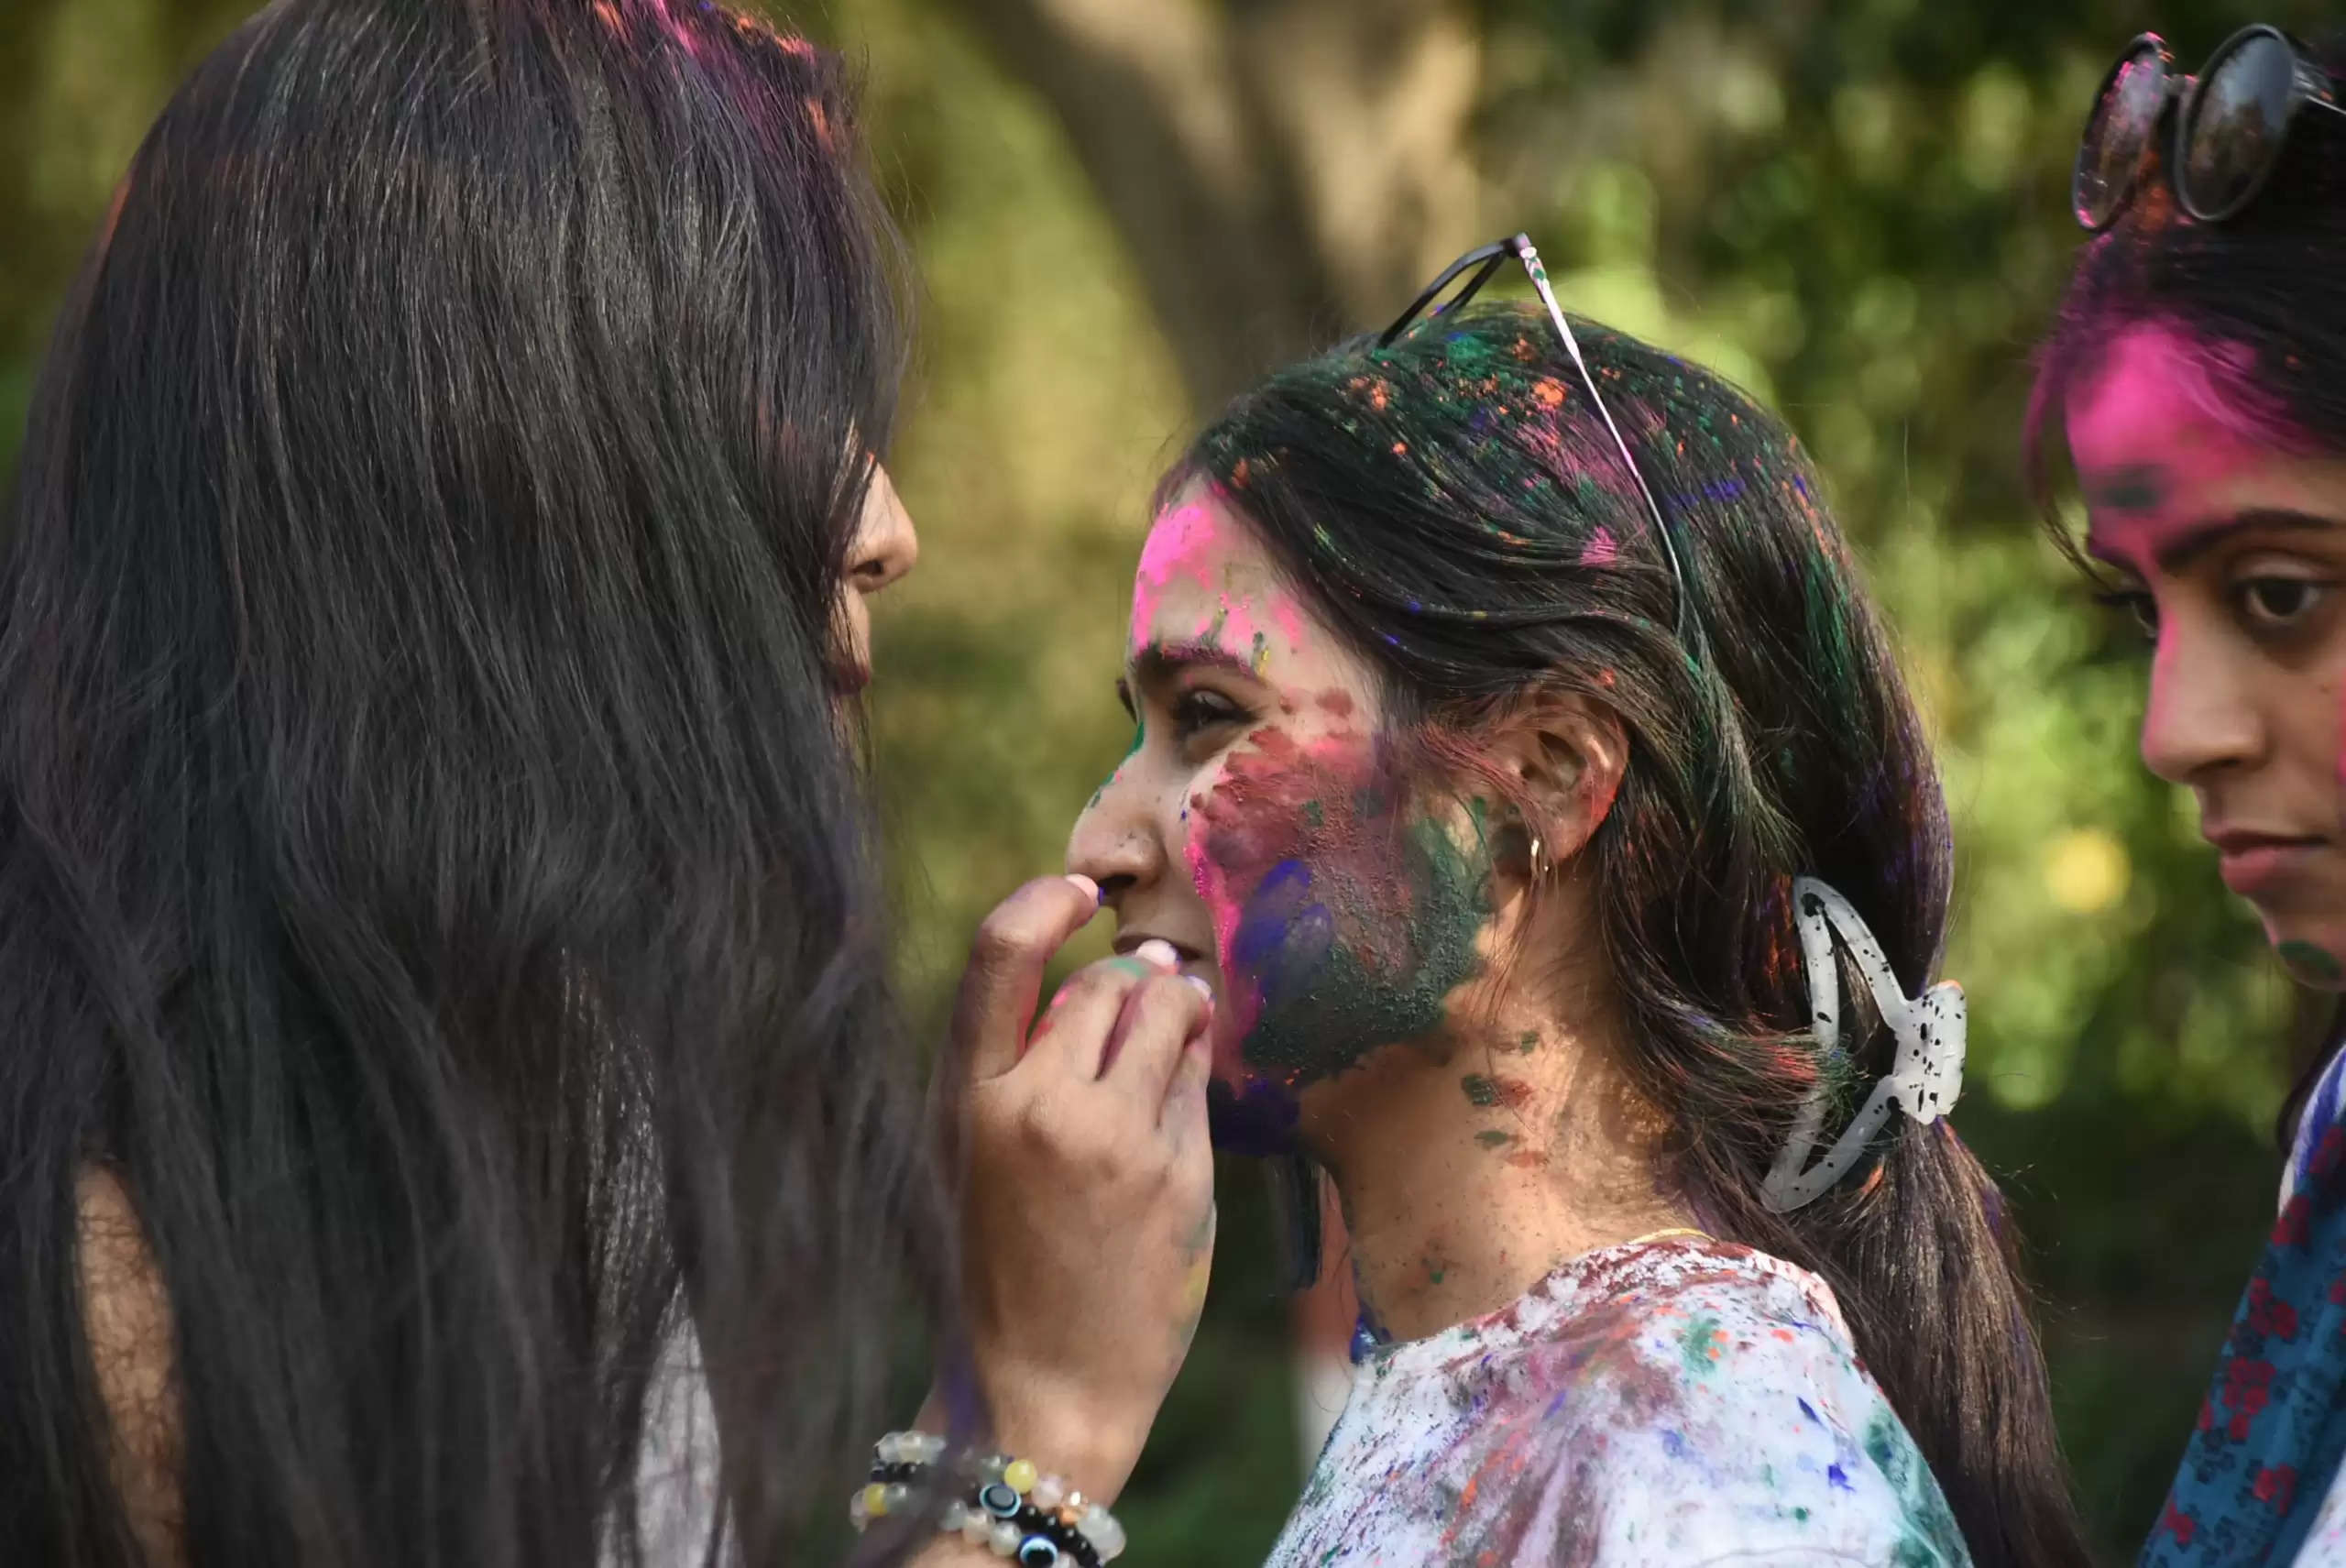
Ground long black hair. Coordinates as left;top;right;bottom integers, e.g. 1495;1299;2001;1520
2025;33;2346;1152
0;1;943;1563
1169;305;2090;1568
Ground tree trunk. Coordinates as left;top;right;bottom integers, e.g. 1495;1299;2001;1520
942;0;1481;414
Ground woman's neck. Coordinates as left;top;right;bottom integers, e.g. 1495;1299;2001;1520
1308;992;1694;1344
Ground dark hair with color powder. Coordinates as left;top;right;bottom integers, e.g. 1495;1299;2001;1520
2024;33;2346;1151
1168;303;2091;1568
0;1;943;1563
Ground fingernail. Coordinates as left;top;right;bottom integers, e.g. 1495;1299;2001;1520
1065;873;1101;905
1181;974;1216;1007
1134;938;1179;970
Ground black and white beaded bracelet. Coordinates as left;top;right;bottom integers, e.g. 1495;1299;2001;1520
848;1431;1127;1564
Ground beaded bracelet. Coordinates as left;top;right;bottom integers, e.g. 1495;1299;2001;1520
847;1431;1127;1564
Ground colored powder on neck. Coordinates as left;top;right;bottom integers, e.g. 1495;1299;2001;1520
2279;940;2343;985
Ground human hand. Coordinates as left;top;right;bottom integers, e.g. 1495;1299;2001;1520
939;873;1216;1507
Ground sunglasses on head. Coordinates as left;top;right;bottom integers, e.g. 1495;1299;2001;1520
1377;234;1692;642
2074;23;2346;230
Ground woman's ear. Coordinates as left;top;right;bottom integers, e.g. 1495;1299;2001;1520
1482;688;1628;872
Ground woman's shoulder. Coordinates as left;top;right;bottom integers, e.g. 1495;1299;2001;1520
1485;1238;1969;1565
1279;1239;1969;1568
2281;1040;2346;1212
76;1164;185;1567
1458;1234;1864;1378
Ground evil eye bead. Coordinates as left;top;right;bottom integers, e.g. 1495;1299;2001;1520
978;1481;1023;1519
1016;1536;1061;1567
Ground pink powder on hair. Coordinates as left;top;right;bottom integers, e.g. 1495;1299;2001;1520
2077;323;2313;457
1580;528;1617;568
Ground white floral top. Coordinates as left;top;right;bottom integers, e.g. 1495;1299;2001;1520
1265;1237;1970;1567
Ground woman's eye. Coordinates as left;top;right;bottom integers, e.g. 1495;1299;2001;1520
2238;577;2326;627
1171;689;1250;739
2093;589;2159;642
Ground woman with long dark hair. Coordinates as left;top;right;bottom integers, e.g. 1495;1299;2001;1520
1066;255;2090;1565
1;2;1216;1563
2029;24;2346;1563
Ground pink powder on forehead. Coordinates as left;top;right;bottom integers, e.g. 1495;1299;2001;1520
1133;498;1273;654
2068;323;2308;464
1272;594;1308;652
1133;500;1222;640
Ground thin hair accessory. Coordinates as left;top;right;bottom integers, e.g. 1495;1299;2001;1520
1760;877;1967;1214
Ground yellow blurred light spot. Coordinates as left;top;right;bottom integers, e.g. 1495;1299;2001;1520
2045;828;2130;914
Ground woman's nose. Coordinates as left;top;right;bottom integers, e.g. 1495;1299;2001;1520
1067;748;1162;902
2140;626;2266;785
849;464;919;595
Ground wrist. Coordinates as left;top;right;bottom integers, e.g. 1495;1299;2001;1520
861;1419;1134;1563
915;1380;1148;1507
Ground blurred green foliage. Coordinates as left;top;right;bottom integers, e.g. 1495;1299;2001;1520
4;0;2341;1559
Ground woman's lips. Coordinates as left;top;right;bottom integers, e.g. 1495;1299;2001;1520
2211;832;2333;897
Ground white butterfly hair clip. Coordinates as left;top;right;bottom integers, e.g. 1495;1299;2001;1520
1760;877;1967;1214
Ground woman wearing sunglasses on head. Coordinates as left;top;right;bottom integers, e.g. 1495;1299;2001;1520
2032;24;2346;1564
1040;239;2090;1565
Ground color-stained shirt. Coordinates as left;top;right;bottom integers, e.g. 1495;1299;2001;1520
1264;1237;1970;1568
2144;1043;2346;1566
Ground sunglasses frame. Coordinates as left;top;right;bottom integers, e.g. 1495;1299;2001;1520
2075;23;2346;231
1377;234;1692;642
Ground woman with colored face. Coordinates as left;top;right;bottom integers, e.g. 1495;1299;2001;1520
2034;26;2346;1564
1069;290;2090;1566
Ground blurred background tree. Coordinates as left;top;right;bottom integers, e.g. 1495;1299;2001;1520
5;0;2341;1559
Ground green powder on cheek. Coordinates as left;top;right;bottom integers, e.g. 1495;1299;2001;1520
1474;1129;1514;1149
1236;810;1489;1082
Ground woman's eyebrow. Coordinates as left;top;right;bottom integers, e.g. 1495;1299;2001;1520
2085;508;2342;574
1128;641;1260;686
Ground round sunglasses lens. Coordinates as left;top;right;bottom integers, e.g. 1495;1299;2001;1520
2182;31;2297;218
2077;47;2166;225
